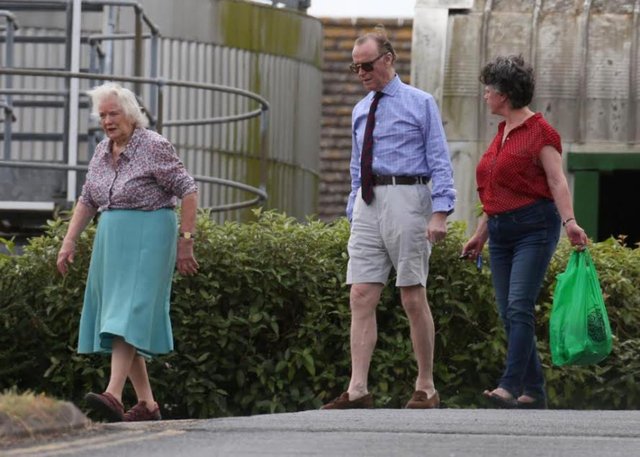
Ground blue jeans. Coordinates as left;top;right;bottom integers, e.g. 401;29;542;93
487;199;560;399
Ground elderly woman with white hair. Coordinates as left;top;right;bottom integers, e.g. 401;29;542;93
56;82;199;422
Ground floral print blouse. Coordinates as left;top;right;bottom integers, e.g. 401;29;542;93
79;128;197;212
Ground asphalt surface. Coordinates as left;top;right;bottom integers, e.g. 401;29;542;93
4;408;640;457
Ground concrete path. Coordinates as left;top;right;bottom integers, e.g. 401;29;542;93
4;408;640;456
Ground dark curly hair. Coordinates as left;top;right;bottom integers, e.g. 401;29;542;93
479;55;535;109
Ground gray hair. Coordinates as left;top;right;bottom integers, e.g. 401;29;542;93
86;82;148;128
355;24;397;62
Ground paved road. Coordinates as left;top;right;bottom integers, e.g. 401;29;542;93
5;408;640;457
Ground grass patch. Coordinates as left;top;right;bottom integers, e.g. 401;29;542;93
0;389;90;443
0;390;62;421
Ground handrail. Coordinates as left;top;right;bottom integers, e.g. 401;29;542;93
0;160;268;211
0;67;270;213
0;0;161;111
88;32;152;42
0;89;68;96
0;68;271;125
0;1;158;34
0;0;269;213
0;99;15;121
83;0;159;34
0;10;18;29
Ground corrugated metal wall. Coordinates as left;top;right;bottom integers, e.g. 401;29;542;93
153;37;321;219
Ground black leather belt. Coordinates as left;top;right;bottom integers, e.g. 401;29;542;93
372;175;430;186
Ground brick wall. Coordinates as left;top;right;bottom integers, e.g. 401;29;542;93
318;18;414;221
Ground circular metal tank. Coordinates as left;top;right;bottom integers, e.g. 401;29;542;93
443;0;639;145
414;0;640;234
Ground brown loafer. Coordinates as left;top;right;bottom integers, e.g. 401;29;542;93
321;392;374;410
405;390;440;409
85;392;125;422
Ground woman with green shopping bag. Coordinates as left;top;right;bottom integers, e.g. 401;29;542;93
462;55;589;409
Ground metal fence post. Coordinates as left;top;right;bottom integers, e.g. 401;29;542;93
2;12;15;161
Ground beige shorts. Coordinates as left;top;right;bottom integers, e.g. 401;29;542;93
347;184;433;287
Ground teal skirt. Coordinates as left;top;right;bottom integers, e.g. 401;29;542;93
78;209;177;357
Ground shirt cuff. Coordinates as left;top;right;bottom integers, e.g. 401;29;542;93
432;199;454;216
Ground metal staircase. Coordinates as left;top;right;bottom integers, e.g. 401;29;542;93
0;0;269;241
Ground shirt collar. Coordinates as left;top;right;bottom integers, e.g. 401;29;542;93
123;127;145;156
98;127;144;160
498;112;542;132
372;73;401;99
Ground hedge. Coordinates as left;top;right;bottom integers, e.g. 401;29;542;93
1;210;640;417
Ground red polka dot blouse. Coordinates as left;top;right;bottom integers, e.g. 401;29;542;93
476;113;561;216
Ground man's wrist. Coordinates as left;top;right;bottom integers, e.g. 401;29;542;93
432;207;454;216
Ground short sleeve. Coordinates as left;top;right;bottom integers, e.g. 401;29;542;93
78;185;98;209
152;138;198;198
78;153;101;209
542;122;562;154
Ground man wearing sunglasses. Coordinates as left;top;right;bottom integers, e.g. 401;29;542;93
321;27;455;410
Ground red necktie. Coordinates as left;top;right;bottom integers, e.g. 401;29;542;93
360;91;383;204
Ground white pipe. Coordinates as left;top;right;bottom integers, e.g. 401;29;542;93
102;5;115;74
67;0;81;202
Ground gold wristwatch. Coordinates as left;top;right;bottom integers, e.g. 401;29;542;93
179;231;195;240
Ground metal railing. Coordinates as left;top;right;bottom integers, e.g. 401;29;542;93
0;0;270;213
0;9;18;160
0;67;270;212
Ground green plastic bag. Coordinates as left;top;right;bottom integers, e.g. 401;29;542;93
550;249;612;366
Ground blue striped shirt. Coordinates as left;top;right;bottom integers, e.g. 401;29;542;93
347;75;456;220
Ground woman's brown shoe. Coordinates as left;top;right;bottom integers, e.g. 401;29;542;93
124;401;162;421
320;392;374;409
405;390;440;409
85;392;125;422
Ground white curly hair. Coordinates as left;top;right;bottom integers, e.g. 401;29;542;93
86;82;149;128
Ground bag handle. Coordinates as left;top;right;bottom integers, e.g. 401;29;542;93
579;247;594;269
568;249;583;270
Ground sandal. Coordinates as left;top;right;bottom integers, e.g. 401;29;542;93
517;396;548;409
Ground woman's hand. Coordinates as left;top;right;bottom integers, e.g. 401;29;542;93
57;239;77;275
176;238;199;275
462;214;489;261
55;202;97;275
461;234;486;261
565;220;588;249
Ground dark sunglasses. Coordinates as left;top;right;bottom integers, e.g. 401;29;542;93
349;53;387;73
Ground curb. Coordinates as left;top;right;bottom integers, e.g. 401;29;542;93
0;401;90;441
